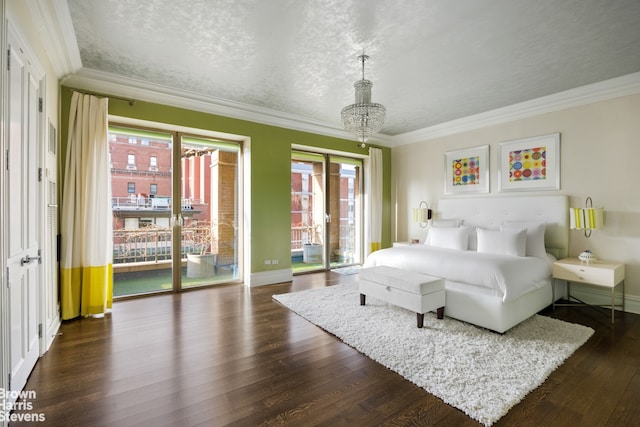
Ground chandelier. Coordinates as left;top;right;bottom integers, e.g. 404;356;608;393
341;54;386;147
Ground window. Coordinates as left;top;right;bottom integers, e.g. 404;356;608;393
127;154;136;170
128;137;137;144
109;124;243;297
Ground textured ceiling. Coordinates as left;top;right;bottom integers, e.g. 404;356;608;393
66;0;640;137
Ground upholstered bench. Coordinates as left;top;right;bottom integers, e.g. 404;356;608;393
359;266;445;328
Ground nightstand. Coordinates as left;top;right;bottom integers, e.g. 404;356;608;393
552;257;625;323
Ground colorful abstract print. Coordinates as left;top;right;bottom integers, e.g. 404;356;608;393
452;156;479;186
509;147;546;182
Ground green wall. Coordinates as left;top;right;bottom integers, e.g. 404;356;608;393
60;86;392;279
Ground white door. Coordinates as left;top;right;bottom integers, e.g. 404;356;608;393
6;29;42;397
41;121;59;353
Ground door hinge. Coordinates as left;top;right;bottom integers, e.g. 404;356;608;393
38;323;43;338
38;249;42;264
7;48;10;71
5;266;9;288
39;97;43;112
5;149;8;171
38;167;43;182
7;373;10;390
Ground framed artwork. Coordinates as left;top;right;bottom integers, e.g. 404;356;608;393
498;133;560;192
444;145;489;194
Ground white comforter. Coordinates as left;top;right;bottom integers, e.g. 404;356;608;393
363;245;552;302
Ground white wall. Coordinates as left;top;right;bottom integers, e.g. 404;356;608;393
393;93;640;311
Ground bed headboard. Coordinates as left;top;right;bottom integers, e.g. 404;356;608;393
437;195;569;259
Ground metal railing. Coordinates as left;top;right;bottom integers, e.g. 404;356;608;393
113;227;210;264
290;225;356;251
113;224;356;266
111;196;203;210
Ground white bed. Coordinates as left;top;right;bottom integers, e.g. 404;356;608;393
364;195;568;333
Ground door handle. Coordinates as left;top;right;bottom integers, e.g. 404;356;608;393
21;254;41;266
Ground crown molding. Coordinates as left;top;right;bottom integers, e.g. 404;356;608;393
65;67;640;149
393;71;640;146
25;0;640;148
63;68;395;147
25;0;81;78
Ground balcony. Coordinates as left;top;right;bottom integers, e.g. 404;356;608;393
112;220;356;296
112;225;238;296
291;224;357;271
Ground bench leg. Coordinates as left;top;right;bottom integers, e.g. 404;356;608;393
437;306;444;319
360;293;366;306
417;313;424;328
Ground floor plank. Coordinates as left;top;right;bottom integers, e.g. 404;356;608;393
11;272;640;426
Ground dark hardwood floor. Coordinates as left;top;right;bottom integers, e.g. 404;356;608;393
12;272;640;426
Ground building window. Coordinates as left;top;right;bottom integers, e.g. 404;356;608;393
149;156;158;171
128;137;137;144
127;154;136;170
150;183;157;195
128;182;135;194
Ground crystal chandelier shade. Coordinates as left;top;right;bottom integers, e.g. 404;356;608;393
341;54;386;143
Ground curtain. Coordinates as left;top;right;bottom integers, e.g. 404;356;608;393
60;92;112;320
364;147;383;256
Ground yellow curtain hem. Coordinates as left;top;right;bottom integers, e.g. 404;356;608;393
61;264;113;320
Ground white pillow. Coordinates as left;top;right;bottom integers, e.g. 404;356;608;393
427;226;468;251
424;219;463;244
477;228;527;257
501;221;546;259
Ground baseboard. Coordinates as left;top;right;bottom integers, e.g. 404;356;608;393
247;268;293;287
44;316;61;353
569;285;640;315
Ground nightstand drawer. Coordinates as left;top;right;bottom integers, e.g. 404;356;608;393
552;262;624;287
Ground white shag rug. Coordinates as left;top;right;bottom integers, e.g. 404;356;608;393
273;284;594;426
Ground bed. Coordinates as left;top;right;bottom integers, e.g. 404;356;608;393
363;195;568;333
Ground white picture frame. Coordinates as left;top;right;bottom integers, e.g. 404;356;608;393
498;133;560;192
444;145;489;194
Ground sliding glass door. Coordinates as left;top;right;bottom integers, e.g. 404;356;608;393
328;156;362;268
180;136;240;288
110;126;241;297
110;127;174;295
291;153;326;273
291;151;362;273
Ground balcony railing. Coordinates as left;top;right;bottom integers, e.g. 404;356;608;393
113;227;210;264
290;225;356;251
111;196;203;210
113;224;356;267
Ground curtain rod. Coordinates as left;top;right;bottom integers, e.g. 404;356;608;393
69;88;136;106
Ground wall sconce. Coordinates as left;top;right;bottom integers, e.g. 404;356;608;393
412;201;432;228
570;196;604;237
